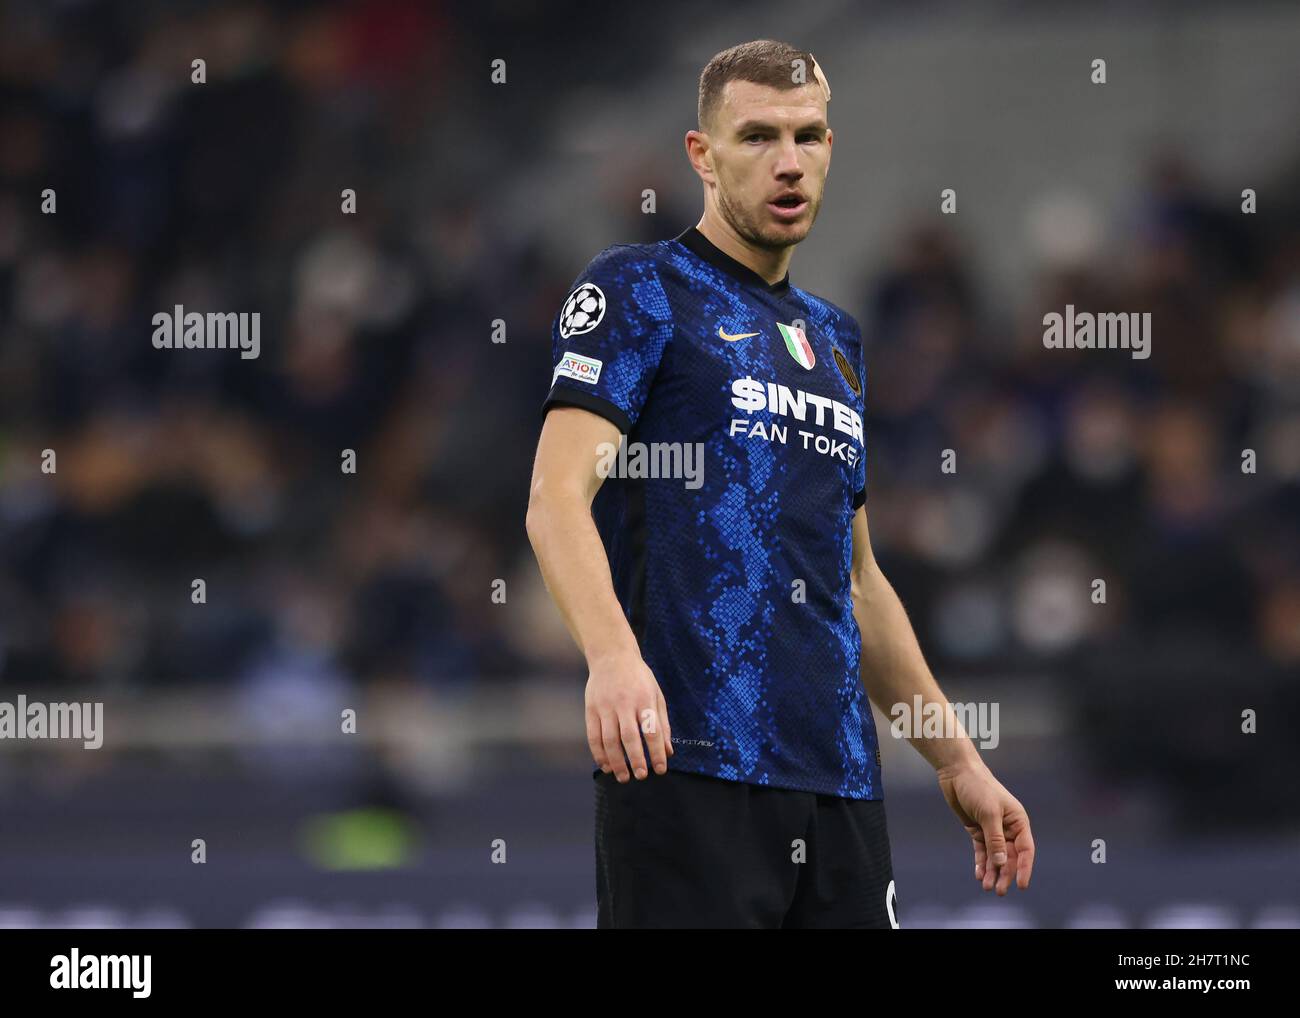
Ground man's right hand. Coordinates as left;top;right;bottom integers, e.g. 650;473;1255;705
526;406;674;783
585;652;673;781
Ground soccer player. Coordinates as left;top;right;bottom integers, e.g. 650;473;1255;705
526;39;1035;928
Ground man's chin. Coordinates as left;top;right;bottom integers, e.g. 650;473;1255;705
754;220;812;249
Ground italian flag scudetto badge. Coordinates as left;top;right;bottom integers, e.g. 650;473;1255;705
777;322;815;370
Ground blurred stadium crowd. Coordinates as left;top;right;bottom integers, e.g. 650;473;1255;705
0;1;1296;829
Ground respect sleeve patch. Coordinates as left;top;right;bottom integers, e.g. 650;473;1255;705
553;351;603;385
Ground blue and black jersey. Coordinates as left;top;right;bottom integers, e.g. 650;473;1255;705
543;225;881;800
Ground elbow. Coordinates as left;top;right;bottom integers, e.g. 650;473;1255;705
524;493;545;551
850;561;877;602
525;480;560;551
526;477;590;552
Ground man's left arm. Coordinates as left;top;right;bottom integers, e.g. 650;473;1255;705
850;505;1036;895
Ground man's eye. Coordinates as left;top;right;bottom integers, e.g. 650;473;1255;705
745;134;766;143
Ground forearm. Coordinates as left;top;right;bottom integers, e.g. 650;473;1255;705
851;561;983;774
526;489;639;665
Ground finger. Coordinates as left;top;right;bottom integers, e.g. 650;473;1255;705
600;712;630;782
972;837;988;883
586;709;608;772
640;705;668;775
658;691;673;757
979;814;1008;892
975;832;997;891
1014;823;1036;889
995;840;1016;895
975;836;997;890
619;709;649;779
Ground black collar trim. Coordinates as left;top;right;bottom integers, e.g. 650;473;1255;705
674;226;791;295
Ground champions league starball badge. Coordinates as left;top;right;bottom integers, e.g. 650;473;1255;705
559;283;606;338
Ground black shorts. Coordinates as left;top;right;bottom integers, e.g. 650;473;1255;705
594;767;898;929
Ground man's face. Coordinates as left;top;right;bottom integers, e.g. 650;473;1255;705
703;79;832;250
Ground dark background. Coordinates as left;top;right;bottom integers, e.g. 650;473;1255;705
0;0;1297;927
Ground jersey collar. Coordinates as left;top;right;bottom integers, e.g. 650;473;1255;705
674;226;791;296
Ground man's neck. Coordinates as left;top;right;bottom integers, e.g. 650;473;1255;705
695;212;793;287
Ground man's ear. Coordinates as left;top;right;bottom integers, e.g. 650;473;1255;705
685;130;714;182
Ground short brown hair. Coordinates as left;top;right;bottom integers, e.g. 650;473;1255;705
697;40;828;132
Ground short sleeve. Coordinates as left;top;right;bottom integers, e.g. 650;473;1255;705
851;318;867;510
542;247;673;434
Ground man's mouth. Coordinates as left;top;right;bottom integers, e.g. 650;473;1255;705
767;194;809;220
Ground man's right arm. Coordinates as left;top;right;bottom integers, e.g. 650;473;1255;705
525;405;672;782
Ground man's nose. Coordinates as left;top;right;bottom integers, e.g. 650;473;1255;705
774;141;804;178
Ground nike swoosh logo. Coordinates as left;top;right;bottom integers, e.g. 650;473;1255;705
719;327;760;342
